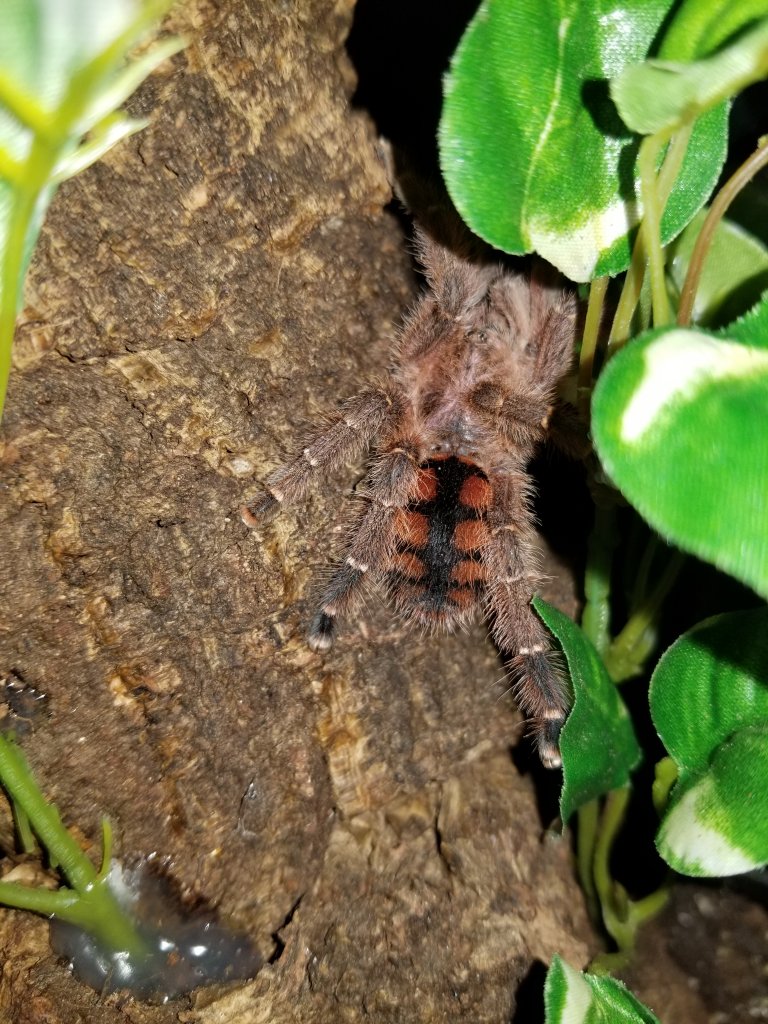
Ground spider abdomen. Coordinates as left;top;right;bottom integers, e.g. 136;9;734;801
386;456;491;629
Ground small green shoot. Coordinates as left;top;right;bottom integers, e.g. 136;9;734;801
0;732;147;957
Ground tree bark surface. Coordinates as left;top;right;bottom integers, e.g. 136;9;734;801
0;2;591;1020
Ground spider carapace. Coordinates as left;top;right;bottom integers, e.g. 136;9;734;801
243;227;578;768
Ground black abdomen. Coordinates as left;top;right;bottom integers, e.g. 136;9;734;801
387;456;491;628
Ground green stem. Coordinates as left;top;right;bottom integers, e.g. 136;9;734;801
0;735;148;956
12;802;37;855
589;950;633;975
581;504;618;656
678;135;768;327
607;124;694;351
605;549;684;682
593;787;634;951
628;882;670;927
0;167;43;416
638;133;672;327
0;0;179;420
0;880;85;916
627;532;660;616
578;276;609;418
652;756;679;816
0;734;96;892
606;230;646;352
0;72;52;136
0;875;148;955
0;146;23;186
588;883;671;976
576;799;600;922
656;124;694;207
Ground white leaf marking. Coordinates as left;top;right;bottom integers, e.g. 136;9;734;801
659;778;762;876
621;331;768;443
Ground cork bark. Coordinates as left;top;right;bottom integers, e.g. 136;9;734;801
0;2;592;1021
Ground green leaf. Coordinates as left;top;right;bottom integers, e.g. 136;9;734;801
666;210;768;327
725;290;768;348
612;18;768;135
659;0;768;60
545;957;661;1024
439;0;727;281
657;726;768;875
650;608;768;771
591;316;768;598
533;599;641;822
650;609;768;875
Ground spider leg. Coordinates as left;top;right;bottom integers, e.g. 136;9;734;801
242;385;395;524
489;264;577;383
469;380;553;452
529;269;578;382
483;472;569;768
307;439;421;652
476;269;579;453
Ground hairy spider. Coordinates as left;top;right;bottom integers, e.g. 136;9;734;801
243;228;577;768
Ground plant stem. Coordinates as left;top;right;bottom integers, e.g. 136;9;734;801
0;73;52;136
0;875;148;955
593;787;633;951
638;133;672;327
0;734;97;892
576;798;600;922
12;802;37;855
607;124;694;351
589;950;633;974
628;882;670;927
652;756;679;815
605;549;684;682
581;504;618;656
606;231;646;352
578;276;609;418
678;135;768;327
627;532;660;617
0;0;180;419
0;148;22;185
0;734;148;955
0;881;86;916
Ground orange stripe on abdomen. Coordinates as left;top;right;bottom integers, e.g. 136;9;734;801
447;586;475;608
394;509;430;548
413;467;438;502
390;551;427;580
451;559;487;585
453;519;488;553
458;473;492;511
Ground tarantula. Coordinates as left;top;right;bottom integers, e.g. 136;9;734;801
243;227;577;768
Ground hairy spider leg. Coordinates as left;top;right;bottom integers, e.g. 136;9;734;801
307;440;422;651
495;386;555;448
529;273;579;381
482;267;578;452
483;472;569;769
241;386;395;524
